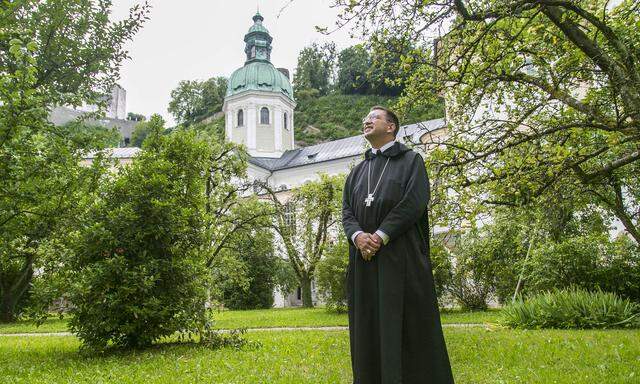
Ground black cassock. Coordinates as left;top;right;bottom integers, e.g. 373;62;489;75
342;142;454;384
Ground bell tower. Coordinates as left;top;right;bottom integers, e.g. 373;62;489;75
223;12;296;158
244;12;272;63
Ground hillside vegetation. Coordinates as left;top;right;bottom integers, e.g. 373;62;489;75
294;94;443;147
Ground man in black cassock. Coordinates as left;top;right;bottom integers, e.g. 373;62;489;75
342;106;454;384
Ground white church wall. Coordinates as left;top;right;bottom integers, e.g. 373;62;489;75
287;112;294;148
225;111;233;141
231;108;248;145
274;106;283;151
256;105;275;152
247;104;257;148
270;156;361;189
223;91;295;158
107;86;127;120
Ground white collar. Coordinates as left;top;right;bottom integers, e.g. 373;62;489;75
372;140;396;154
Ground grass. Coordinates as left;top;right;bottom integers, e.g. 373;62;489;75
0;308;502;334
0;316;68;334
1;328;639;383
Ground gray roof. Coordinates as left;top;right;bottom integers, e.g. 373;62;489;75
84;147;142;159
249;118;445;171
49;106;138;139
78;117;445;168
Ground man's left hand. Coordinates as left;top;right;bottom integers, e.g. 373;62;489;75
371;233;383;246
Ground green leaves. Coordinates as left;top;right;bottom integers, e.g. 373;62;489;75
333;0;640;243
503;288;640;329
68;130;217;351
168;77;228;127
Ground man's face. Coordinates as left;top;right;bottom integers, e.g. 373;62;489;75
362;110;394;140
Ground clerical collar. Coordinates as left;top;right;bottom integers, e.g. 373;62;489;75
371;140;396;155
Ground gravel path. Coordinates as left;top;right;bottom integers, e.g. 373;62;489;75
0;323;487;337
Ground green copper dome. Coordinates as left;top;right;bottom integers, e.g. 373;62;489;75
227;62;293;100
226;13;294;101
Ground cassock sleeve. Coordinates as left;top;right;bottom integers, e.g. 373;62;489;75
377;153;430;243
342;170;363;246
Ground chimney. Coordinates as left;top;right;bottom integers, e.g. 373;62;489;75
277;67;290;80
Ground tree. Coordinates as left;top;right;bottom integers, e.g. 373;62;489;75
262;174;344;307
69;129;212;351
0;0;149;322
333;0;640;244
293;42;336;96
168;77;227;126
217;228;279;309
131;113;165;147
127;112;146;122
336;45;371;94
316;235;349;312
367;35;412;96
1;0;149;109
63;120;123;149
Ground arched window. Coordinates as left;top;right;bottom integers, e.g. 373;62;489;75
237;109;243;127
284;112;288;130
260;107;270;124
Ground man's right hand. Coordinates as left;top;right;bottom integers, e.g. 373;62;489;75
355;233;381;261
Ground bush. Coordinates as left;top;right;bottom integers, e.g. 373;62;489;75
219;229;278;310
428;239;454;306
525;234;640;302
594;236;640;303
502;287;640;329
68;129;213;351
316;237;349;312
443;230;498;311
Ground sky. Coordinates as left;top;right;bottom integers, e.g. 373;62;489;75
111;0;360;126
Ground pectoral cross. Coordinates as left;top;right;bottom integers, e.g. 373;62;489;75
364;194;374;207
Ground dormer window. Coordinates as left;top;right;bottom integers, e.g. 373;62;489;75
237;109;244;127
260;107;270;124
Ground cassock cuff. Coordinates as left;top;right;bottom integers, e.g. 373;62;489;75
375;230;390;245
351;230;363;244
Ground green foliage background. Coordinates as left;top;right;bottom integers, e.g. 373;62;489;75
294;94;443;146
316;236;349;312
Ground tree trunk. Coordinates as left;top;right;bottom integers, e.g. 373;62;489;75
0;292;17;323
0;257;34;323
610;178;640;245
300;275;314;308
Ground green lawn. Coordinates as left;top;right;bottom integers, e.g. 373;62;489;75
0;308;502;334
1;328;638;383
0;316;69;334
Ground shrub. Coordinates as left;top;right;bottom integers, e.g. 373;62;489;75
525;235;603;293
596;236;640;303
316;237;349;312
525;234;640;302
502;287;640;329
444;230;498;311
68;129;213;351
218;229;278;310
428;239;453;306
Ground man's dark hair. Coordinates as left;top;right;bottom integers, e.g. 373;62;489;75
371;106;400;137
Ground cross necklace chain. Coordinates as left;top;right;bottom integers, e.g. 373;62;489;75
365;156;390;207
